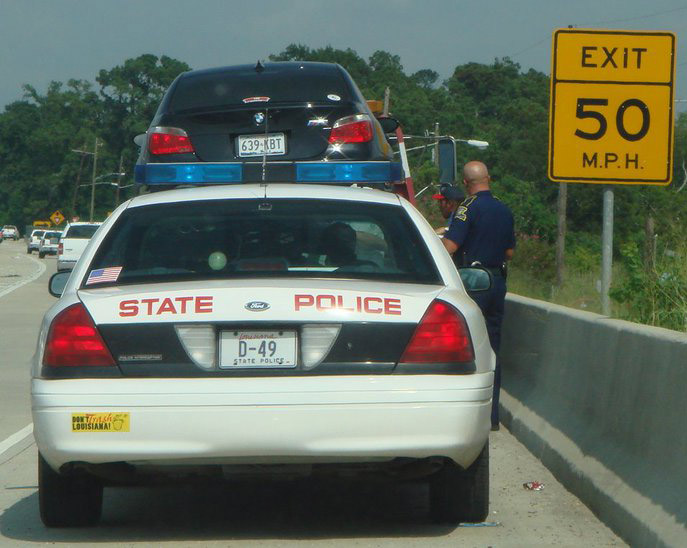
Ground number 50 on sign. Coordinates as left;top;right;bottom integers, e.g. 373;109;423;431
548;29;676;185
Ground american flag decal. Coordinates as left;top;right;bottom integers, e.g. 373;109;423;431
86;267;122;285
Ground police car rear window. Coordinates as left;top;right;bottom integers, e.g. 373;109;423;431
169;70;352;112
64;225;99;239
86;199;440;285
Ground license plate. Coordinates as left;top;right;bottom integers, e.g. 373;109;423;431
237;133;286;157
219;330;297;368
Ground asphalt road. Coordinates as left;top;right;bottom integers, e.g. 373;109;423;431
0;239;625;546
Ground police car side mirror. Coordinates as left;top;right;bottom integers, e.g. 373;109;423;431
49;271;71;298
133;133;146;147
459;267;492;292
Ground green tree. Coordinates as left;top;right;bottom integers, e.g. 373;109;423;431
96;54;191;169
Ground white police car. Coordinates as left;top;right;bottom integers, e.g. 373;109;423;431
33;176;494;527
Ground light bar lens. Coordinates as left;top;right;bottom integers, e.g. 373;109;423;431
136;164;243;185
296;162;402;183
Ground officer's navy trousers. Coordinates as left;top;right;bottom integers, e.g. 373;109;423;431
470;274;507;426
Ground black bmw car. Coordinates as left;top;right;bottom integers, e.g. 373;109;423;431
135;62;400;186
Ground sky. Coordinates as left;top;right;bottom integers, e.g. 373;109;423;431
1;0;686;111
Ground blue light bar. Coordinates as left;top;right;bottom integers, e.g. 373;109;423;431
296;162;402;183
135;161;402;185
135;164;243;185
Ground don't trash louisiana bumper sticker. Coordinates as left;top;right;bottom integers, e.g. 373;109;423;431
72;413;130;432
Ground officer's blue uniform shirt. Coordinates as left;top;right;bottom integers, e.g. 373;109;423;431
444;190;515;267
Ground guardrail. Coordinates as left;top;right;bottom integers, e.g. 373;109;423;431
500;294;687;548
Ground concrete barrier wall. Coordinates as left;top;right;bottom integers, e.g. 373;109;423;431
500;294;687;548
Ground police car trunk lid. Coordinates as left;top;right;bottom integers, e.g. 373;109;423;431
78;279;446;377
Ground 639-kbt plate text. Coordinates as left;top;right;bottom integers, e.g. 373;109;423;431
237;133;286;157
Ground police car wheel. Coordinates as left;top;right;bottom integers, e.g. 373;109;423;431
39;453;103;527
429;444;489;524
38;251;45;259
26;248;31;254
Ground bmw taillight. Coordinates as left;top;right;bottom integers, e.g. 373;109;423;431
399;300;475;363
328;114;374;144
43;303;115;367
148;127;195;155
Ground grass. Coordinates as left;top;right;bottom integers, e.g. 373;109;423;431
508;264;605;315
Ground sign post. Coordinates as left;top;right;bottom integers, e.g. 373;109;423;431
548;29;676;315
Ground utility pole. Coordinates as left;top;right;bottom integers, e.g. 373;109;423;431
70;150;87;218
114;154;124;207
89;137;100;222
433;122;440;165
383;87;390;117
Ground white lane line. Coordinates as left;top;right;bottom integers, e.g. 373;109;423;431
0;254;46;299
0;423;33;457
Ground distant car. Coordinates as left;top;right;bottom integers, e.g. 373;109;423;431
27;229;46;254
38;231;62;258
56;222;102;271
135;62;399;187
1;225;19;240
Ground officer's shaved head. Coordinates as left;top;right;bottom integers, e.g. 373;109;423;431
462;161;490;194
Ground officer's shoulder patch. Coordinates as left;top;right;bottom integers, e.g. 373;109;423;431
456;205;468;221
461;195;477;208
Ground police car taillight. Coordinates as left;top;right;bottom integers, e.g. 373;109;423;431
399;300;474;363
328;114;373;144
57;242;63;256
43;303;115;367
149;127;195;155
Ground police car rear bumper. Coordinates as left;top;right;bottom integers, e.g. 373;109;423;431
32;374;493;471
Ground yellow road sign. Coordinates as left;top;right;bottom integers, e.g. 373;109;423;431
548;29;676;185
49;210;65;226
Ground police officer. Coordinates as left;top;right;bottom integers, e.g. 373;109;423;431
441;161;515;431
432;184;465;235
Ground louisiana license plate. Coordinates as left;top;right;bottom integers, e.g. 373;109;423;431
219;330;297;368
237;133;286;157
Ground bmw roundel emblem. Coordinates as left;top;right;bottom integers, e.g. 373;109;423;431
245;301;270;311
254;112;265;125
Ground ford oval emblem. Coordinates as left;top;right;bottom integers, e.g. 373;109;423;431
254;112;265;125
245;301;270;311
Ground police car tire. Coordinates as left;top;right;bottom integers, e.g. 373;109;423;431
38;251;45;259
429;444;489;524
39;453;103;527
26;248;31;254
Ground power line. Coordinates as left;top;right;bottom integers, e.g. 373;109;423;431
509;6;687;62
586;5;687;26
509;37;550;59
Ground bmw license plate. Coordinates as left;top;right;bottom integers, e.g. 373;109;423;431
219;330;297;368
237;133;286;157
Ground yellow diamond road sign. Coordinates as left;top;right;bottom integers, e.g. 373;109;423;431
49;210;65;226
548;29;676;185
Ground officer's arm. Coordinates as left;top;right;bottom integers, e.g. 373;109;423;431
442;237;459;255
505;248;514;261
